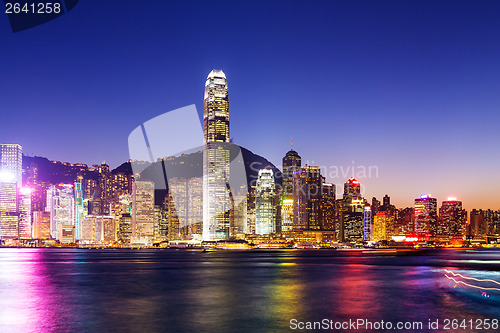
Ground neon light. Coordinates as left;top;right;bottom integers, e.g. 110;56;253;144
444;274;500;292
447;197;457;201
444;269;500;286
420;194;430;199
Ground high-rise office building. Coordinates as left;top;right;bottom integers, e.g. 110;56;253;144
414;194;438;236
341;178;365;242
343;177;361;201
74;182;84;240
280;198;294;233
132;180;155;244
89;190;102;215
293;165;324;230
394;207;415;235
363;206;372;241
47;184;75;240
439;198;466;237
255;169;276;235
468;209;491;237
372;211;395;241
18;187;32;239
33;211;50;239
0;183;17;238
118;213;132;243
282;145;301;197
320;183;336;230
82;215;97;242
343;198;365;242
0;144;22;239
0;144;22;186
203;69;231;241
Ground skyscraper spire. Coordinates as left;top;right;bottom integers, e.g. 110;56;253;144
291;137;294;150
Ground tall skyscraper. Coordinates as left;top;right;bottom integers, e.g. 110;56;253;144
343;177;361;201
341;178;365;242
439;197;466;237
132;180;155;244
319;183;336;230
282;144;301;197
255;169;276;235
203;69;231;241
0;144;22;239
0;144;22;186
414;194;438;236
33;211;50;239
18;187;32;239
47;184;75;240
372;211;395;241
281;146;301;235
363;206;372;241
293;165;324;230
74;182;84;240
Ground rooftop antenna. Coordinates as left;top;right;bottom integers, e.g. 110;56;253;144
291;136;294;150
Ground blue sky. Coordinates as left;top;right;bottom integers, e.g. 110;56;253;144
1;0;499;209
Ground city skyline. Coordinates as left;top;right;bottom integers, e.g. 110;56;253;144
1;1;500;211
1;70;499;245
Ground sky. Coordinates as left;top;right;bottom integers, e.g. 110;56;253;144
1;0;499;211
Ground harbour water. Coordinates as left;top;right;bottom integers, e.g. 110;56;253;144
0;248;499;332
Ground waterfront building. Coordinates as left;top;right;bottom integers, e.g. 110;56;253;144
293;165;323;230
47;184;75;240
0;144;22;239
414;194;438;236
18;187;32;239
320;183;336;230
132;180;155;244
255;169;276;235
372;211;395;241
203;69;231;241
439;198;466;237
33;211;50;239
282;145;301;197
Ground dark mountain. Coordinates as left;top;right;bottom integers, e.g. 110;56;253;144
22;155;100;185
23;146;282;203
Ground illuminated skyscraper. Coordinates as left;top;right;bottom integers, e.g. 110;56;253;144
281;146;301;235
47;184;75;240
293;165;324;230
132;180;155;244
0;183;17;238
18;187;32;239
255;169;276;235
0;144;22;186
74;182;84;240
280;198;294;233
203;69;231;240
343;198;365;242
33;211;50;239
372;211;395;241
282;145;301;197
414;194;438;236
341;178;365;242
343;177;361;201
320;183;336;230
439;198;466;237
0;144;22;239
363;206;372;241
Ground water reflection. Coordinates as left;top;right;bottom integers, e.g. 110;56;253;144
0;248;499;333
0;249;65;332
